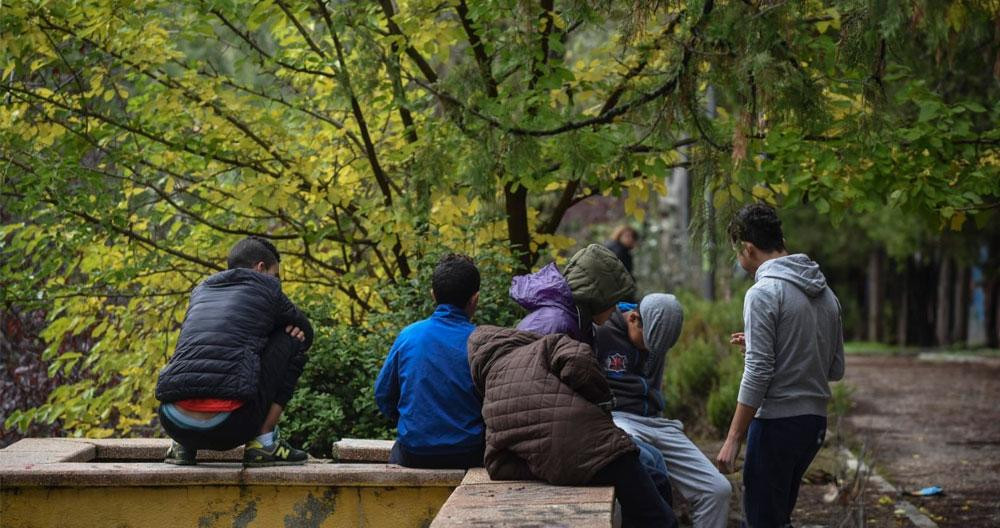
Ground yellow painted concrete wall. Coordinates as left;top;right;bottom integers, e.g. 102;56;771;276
1;485;454;528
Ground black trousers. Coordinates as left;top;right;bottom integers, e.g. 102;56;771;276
591;451;678;528
388;442;485;469
743;414;827;528
159;331;305;451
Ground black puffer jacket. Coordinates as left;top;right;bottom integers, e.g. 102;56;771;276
156;268;313;402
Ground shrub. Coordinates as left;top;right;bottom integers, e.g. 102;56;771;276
706;351;744;435
660;292;746;437
663;338;719;425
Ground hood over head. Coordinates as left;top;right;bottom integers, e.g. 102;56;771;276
563;244;636;324
638;293;683;356
509;263;575;312
755;253;828;298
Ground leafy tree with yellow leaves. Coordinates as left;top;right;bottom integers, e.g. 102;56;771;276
1;0;997;442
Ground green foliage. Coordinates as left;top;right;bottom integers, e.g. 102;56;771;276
828;382;855;422
663;339;718;423
662;292;745;437
2;0;995;439
706;352;743;436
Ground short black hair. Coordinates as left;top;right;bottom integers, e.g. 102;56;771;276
432;254;480;307
227;236;281;270
728;203;785;252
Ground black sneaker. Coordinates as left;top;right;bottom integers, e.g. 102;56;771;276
164;441;197;465
242;430;307;467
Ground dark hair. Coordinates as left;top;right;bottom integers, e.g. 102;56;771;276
432;253;480;307
611;225;639;243
227;236;281;270
728;203;785;252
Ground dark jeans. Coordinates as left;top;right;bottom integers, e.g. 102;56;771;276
591;451;678;528
159;331;304;451
635;437;674;507
388;442;485;469
743;414;827;528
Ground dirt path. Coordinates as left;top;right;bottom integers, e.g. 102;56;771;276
842;355;1000;527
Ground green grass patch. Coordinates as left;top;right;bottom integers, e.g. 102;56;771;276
843;341;913;356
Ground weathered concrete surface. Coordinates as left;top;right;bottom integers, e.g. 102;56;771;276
2;484;453;528
1;439;461;528
430;468;615;528
65;437;243;461
0;438;95;463
331;438;394;463
0;461;463;488
2;437;243;463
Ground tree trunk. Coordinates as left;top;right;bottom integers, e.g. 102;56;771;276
915;257;938;346
505;182;532;273
866;249;885;342
986;275;999;349
935;256;954;346
897;260;910;346
952;264;970;344
701;86;717;301
898;255;937;347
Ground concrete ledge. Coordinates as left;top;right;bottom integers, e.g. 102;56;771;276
430;468;614;528
0;461;463;488
66;438;244;461
1;439;95;463
332;438;394;462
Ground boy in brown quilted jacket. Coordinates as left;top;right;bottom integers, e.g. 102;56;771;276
468;325;677;528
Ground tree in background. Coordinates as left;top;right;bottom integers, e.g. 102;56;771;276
2;0;997;439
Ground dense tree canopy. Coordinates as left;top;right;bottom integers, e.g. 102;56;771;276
2;0;997;436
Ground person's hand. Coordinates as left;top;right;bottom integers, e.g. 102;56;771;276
285;325;306;342
730;332;745;351
715;438;742;474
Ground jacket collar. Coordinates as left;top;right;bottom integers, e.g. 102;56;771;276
432;303;471;322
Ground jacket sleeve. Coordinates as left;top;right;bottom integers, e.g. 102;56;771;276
737;286;778;409
374;337;403;423
487;449;535;481
545;336;613;406
270;281;314;351
828;298;846;381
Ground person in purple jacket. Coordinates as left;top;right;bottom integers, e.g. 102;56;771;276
510;244;635;345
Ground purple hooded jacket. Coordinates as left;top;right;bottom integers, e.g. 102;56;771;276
510;263;587;343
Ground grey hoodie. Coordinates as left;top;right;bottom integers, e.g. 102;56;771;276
738;254;845;419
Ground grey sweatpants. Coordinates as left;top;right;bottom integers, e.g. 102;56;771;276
613;412;732;528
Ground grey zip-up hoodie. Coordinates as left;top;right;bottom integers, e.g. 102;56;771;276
738;254;845;419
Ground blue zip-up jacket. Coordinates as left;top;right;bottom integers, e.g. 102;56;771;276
374;304;484;454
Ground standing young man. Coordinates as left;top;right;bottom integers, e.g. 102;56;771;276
716;204;845;528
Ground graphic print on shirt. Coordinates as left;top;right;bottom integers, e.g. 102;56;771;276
605;353;628;374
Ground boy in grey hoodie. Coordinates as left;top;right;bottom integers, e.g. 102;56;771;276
596;294;733;528
716;204;845;528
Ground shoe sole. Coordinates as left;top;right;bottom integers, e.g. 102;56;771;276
242;460;307;468
163;459;197;466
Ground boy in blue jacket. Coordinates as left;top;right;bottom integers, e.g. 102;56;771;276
375;254;485;469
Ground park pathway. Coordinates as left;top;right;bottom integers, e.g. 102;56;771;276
843;354;1000;527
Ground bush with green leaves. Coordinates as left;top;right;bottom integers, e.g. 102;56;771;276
660;292;745;438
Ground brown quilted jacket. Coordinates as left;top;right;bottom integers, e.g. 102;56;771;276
467;325;637;485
